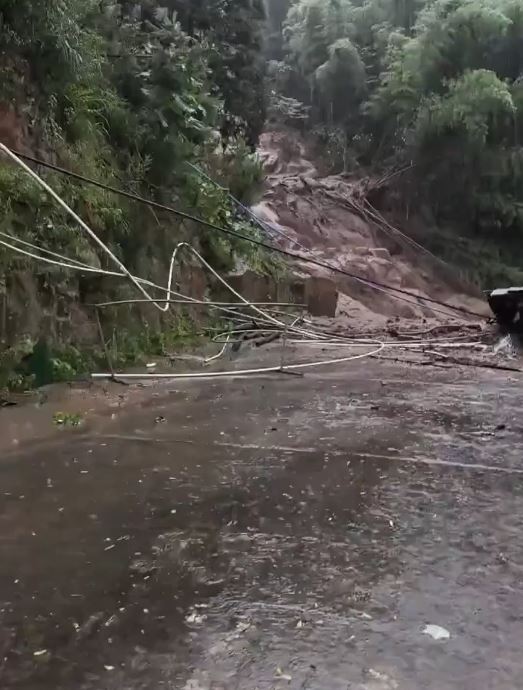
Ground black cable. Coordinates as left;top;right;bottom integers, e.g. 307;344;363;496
4;148;486;320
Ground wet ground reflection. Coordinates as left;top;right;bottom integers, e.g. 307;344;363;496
0;363;522;689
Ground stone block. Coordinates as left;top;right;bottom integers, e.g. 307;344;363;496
305;276;338;317
369;247;391;260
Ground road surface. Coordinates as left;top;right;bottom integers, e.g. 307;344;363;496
1;355;522;689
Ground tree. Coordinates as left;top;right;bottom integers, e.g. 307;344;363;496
367;0;523;230
315;38;366;124
274;0;523;270
414;70;518;226
264;0;292;60
108;5;221;189
167;0;268;147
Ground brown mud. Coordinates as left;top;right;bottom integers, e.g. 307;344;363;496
253;129;488;329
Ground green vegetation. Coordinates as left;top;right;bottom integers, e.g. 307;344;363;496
0;317;223;391
267;0;523;285
0;0;270;389
52;411;83;427
3;0;523;390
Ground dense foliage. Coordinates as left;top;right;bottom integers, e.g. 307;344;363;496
0;0;269;385
0;0;270;273
0;0;267;188
168;0;267;147
268;0;523;284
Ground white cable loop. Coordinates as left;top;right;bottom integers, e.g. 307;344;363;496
0;143;484;381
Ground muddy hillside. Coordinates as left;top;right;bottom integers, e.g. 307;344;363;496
252;130;488;330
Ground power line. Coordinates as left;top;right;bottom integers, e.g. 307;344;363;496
2;147;485;320
186;162;303;248
188;163;468;314
185;166;458;317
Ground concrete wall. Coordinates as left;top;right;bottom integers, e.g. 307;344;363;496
218;271;338;317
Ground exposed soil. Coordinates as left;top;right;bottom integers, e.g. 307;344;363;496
253;129;488;331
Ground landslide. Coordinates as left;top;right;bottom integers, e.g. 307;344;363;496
253;129;489;331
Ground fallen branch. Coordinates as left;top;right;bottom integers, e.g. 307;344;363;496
437;357;522;373
372;353;522;373
371;354;452;369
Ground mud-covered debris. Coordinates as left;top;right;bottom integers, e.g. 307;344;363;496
105;614;118;628
33;650;48;657
422;624;450;641
76;612;104;640
367;668;399;688
275;667;292;681
186;611;206;625
155;415;166;424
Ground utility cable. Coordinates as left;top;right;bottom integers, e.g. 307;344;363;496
186;166;465;320
0;228;480;352
0;144;311;336
186;162;303;249
0;146;487;383
0;219;476;352
0;220;484;379
1;145;486;320
91;342;386;380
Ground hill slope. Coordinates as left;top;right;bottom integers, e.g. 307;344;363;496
253;129;489;331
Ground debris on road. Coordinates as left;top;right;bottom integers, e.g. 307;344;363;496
422;624;450;641
275;667;292;681
53;411;83;427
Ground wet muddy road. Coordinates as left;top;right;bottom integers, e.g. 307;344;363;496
1;359;523;689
